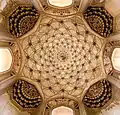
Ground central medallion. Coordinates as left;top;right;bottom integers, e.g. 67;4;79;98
58;51;68;62
40;36;82;75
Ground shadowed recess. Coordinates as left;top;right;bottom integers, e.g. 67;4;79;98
10;79;42;111
83;79;112;108
84;6;113;37
9;5;39;38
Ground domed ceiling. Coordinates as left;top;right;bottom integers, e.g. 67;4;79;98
21;16;105;99
1;0;120;115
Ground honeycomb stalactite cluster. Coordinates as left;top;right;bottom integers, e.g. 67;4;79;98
9;6;39;38
84;6;113;37
83;79;112;108
11;79;42;111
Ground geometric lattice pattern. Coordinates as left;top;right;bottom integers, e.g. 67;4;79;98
84;6;113;37
47;97;78;109
83;79;112;108
10;79;42;111
0;0;117;114
21;16;104;98
103;42;114;75
9;6;39;38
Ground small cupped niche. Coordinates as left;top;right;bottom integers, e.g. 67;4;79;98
52;106;74;115
111;48;120;71
48;0;73;7
0;47;12;73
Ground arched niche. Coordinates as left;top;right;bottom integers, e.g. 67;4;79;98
0;47;12;73
0;40;21;81
48;0;72;7
52;106;74;115
111;48;120;71
103;40;120;76
44;96;80;115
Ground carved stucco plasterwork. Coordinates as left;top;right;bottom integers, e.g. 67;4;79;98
103;41;120;77
0;41;22;76
0;0;118;113
84;6;113;38
45;97;80;115
47;97;79;110
9;79;42;112
103;41;113;75
83;79;112;108
17;15;106;100
39;0;81;16
9;41;22;75
0;0;40;39
8;5;39;38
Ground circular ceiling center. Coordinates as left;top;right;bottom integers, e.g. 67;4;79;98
21;16;104;98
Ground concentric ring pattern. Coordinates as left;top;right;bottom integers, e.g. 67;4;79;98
84;6;113;37
9;6;39;37
21;16;104;98
11;79;42;110
83;79;112;108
